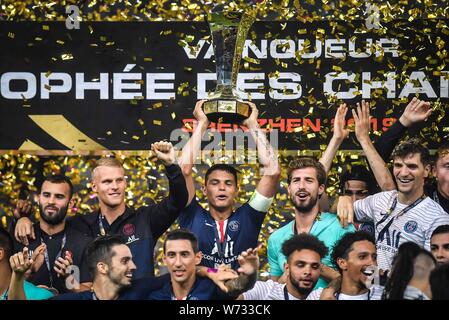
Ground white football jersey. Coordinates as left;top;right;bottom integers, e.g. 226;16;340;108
354;190;449;271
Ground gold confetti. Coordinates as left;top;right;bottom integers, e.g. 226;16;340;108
332;65;343;72
184;122;192;130
61;53;73;60
2;0;448;277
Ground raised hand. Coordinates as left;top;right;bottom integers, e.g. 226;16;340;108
151;141;176;166
352;100;371;144
333;103;349;141
237;246;260;276
242;102;259;129
318;103;349;174
399;97;432;127
222;247;260;295
193;100;209;124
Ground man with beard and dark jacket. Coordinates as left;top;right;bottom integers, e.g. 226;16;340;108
12;175;92;294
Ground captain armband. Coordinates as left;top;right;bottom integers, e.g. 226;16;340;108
248;190;274;212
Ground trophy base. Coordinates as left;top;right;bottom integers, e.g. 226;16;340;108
203;99;251;124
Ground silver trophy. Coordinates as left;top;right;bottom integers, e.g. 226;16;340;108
202;5;258;123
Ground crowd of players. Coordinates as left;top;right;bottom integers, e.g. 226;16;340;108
1;98;449;300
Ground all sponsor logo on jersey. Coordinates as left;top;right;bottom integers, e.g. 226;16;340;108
377;224;402;249
126;234;140;244
211;236;235;258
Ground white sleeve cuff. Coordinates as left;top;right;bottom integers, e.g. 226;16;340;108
248;190;274;212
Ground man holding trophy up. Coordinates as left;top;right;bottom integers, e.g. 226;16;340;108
178;2;280;270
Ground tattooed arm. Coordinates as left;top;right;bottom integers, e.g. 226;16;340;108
244;103;281;199
223;248;259;297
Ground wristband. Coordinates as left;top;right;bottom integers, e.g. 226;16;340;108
207;268;218;273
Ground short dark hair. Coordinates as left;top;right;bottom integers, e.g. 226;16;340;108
281;234;329;261
339;165;376;194
87;235;125;277
431;225;449;239
430;263;449;300
205;164;239;185
391;139;431;166
331;231;375;272
164;229;199;254
0;227;13;260
39;174;74;198
436;141;449;161
287;157;327;186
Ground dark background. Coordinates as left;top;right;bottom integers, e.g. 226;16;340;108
1;20;448;152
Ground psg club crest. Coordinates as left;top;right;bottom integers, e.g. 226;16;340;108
228;220;240;232
122;223;136;236
404;221;418;234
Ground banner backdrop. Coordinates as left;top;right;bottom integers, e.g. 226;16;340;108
1;20;448;152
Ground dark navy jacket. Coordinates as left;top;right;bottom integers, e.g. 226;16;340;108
147;277;233;300
51;276;168;300
13;225;92;294
67;164;188;279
